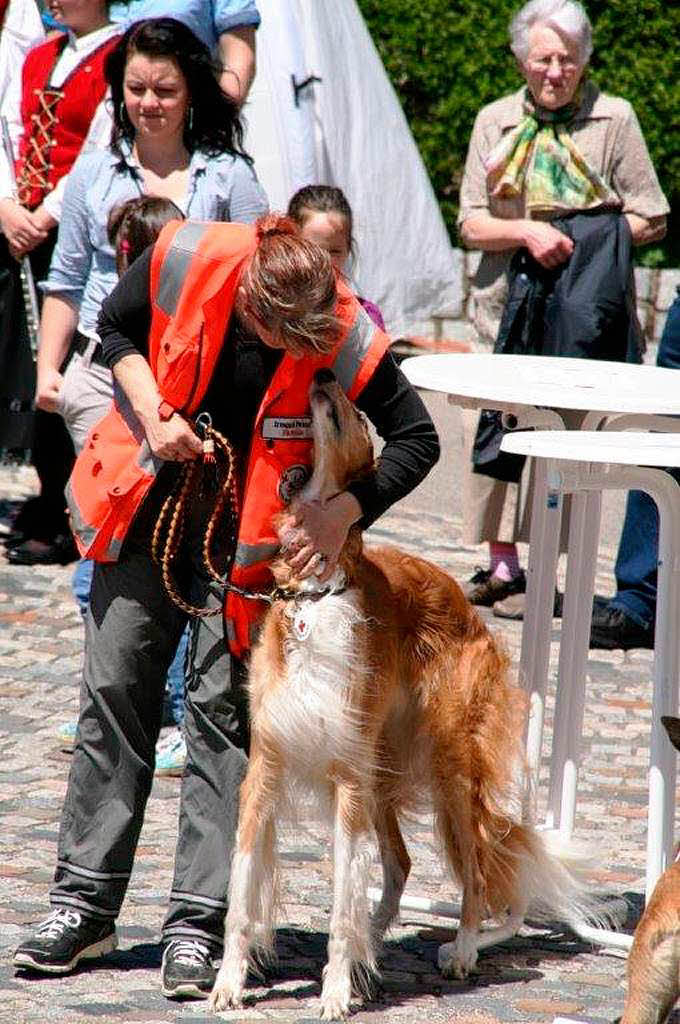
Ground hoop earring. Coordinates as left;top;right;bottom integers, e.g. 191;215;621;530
186;106;194;132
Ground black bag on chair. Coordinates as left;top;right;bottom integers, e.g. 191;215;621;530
472;409;526;483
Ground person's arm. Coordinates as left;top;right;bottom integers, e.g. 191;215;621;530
282;350;440;581
220;154;269;223
217;25;256;105
624;212;666;246
35;294;78;411
35;156;96;403
112;352;203;462
98;249;201;462
610;102;669;248
461;214;574;269
351;352;440;525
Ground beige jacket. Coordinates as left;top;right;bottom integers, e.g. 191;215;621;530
458;80;669;344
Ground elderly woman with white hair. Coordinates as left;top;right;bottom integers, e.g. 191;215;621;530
458;0;669;619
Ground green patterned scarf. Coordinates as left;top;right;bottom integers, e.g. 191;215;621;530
485;88;619;213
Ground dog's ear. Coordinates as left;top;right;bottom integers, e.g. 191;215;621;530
661;716;680;753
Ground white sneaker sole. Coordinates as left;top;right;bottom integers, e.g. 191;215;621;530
14;932;117;974
161;979;212;999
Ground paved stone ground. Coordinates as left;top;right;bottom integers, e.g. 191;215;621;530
0;453;677;1024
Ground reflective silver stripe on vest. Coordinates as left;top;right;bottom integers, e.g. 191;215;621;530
226;618;237;650
234;539;280;569
156;222;212;316
65;479;95;547
106;537;124;559
331;308;375;393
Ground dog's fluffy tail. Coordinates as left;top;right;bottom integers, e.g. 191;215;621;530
485;824;610;929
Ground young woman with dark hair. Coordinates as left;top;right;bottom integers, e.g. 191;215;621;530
35;16;267;452
105;16;248;159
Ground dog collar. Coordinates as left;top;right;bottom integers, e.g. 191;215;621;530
273;567;348;605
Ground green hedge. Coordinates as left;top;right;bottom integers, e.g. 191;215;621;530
357;0;679;266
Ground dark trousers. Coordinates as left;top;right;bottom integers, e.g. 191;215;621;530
0;234;36;458
50;485;250;948
0;228;75;532
611;291;680;628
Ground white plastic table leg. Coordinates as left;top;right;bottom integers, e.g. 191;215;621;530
548;488;602;834
519;457;563;813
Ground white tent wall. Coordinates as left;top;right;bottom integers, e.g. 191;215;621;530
243;0;462;338
240;0;319;212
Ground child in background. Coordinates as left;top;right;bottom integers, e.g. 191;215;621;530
63;196;188;777
287;185;386;330
108;195;183;276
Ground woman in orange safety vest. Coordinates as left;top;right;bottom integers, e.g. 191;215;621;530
13;214;440;997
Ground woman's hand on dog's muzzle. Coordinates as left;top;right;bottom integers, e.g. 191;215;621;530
279;492;362;582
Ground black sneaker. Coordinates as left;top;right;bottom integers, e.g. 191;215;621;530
590;606;655;651
13;908;116;974
462;566;526;607
161;938;216;999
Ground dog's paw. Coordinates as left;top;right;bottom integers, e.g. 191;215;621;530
319;995;351;1020
209;964;246;1012
209;982;243;1012
320;968;352;1020
437;934;478;979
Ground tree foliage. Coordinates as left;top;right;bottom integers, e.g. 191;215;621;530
357;0;679;265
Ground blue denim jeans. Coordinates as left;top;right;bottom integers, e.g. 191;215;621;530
72;557;187;726
611;291;680;628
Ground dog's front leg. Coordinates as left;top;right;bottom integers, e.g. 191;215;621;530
320;779;374;1020
210;751;279;1012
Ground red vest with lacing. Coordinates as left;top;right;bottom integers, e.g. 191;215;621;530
16;33;118;209
67;220;389;657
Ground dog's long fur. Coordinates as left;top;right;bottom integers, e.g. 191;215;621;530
210;370;602;1019
620;716;680;1024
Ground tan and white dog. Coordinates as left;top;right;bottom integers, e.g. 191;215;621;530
210;368;603;1019
621;715;680;1024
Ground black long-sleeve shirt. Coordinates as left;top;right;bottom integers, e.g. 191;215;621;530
98;247;440;528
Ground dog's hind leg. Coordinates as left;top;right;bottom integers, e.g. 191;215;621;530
320;777;375;1020
210;746;281;1012
435;801;485;980
371;804;411;940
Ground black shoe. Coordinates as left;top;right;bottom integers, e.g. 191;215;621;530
13;908;116;974
6;533;78;566
462;566;526;607
590;606;655;651
161;938;217;999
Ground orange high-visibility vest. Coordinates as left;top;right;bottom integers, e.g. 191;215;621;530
68;220;389;656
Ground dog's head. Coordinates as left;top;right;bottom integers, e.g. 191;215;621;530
305;368;375;500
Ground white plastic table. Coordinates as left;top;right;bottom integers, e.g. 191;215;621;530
501;431;680;949
401;354;680;946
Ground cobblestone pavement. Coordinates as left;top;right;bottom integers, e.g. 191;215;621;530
0;461;676;1024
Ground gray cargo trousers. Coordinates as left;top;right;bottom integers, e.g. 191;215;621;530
49;488;249;949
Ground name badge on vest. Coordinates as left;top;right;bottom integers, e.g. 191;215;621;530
262;416;313;440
